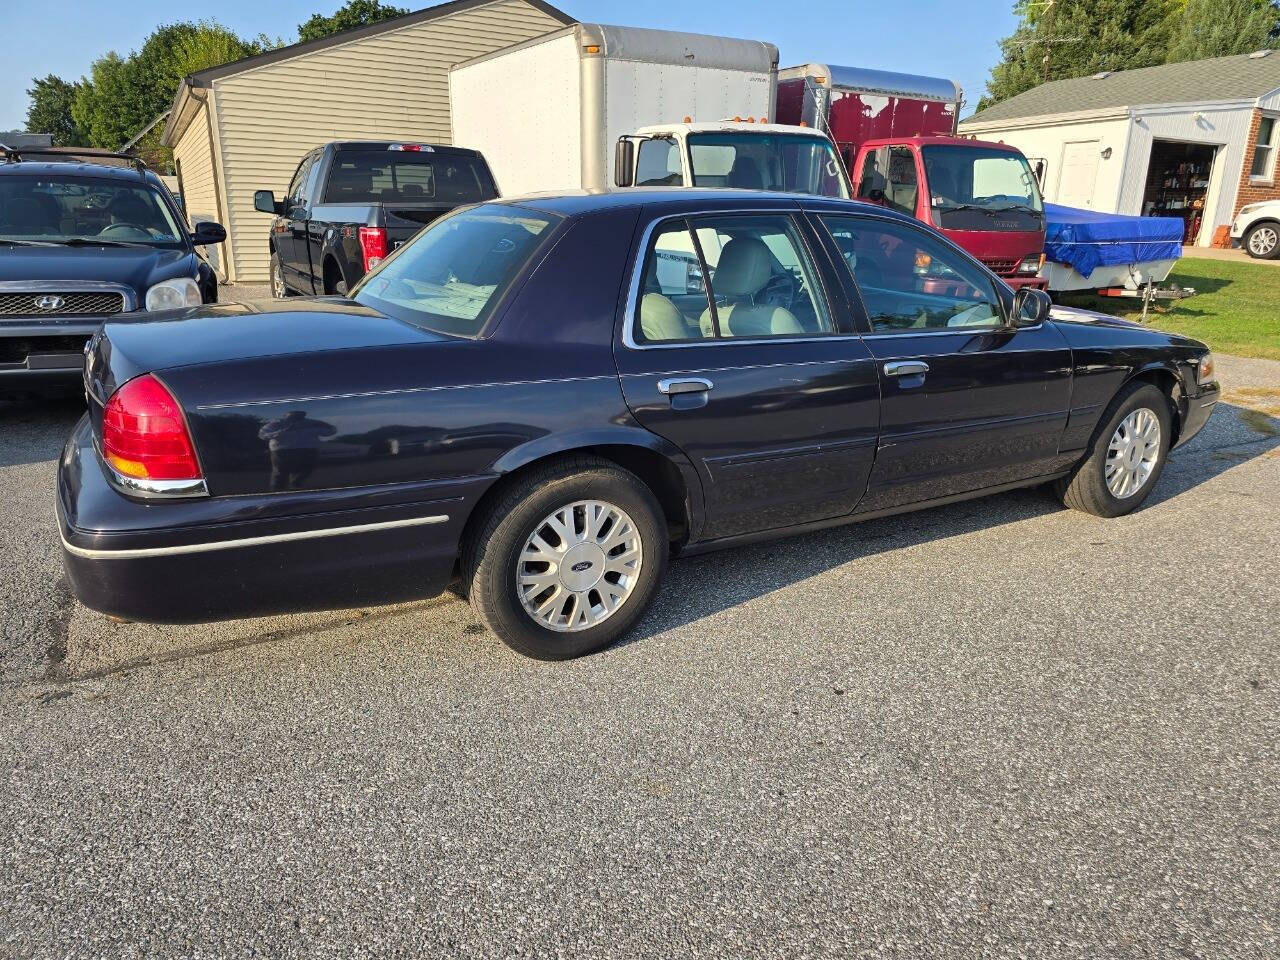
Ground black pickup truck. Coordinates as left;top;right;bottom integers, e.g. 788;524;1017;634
254;141;499;298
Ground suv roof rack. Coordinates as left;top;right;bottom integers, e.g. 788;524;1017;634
0;144;149;178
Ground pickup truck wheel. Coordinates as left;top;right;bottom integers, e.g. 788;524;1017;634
461;457;667;660
1054;382;1172;518
270;251;289;298
1244;222;1280;259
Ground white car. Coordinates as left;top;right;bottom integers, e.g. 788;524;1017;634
1231;200;1280;258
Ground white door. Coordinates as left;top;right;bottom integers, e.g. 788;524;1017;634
1057;141;1101;208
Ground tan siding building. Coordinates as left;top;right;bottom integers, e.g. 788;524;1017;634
163;0;572;283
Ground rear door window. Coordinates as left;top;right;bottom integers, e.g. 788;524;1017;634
323;150;496;205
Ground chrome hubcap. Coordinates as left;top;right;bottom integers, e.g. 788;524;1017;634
272;260;285;298
1250;227;1277;255
1106;408;1161;499
516;500;642;633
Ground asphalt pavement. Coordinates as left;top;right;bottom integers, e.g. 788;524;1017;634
1;348;1276;959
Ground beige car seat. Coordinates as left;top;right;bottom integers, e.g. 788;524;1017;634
638;292;691;342
698;238;802;337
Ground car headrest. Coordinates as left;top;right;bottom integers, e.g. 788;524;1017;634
109;195;151;224
713;237;772;298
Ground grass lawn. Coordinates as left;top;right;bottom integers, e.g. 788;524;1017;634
1055;257;1280;361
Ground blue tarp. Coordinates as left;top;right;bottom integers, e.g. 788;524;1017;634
1043;203;1184;278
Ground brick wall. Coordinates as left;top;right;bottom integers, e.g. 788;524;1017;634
1232;108;1280;219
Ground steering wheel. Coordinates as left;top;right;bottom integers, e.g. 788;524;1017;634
756;271;796;309
98;222;151;237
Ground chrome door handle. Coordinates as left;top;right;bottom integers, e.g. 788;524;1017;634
883;360;929;377
657;377;713;395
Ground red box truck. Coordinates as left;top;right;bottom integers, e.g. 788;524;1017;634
777;64;1047;289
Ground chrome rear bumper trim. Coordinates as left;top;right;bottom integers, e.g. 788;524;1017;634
61;513;450;560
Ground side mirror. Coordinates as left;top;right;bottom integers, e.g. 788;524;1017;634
1011;286;1051;327
191;221;226;246
253;189;282;215
1033;159;1046;186
614;138;636;188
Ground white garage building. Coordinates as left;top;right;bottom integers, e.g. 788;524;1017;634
959;51;1280;246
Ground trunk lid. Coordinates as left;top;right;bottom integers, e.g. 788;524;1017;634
84;298;447;407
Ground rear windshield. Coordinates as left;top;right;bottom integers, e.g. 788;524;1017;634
0;174;184;246
351;204;558;337
322;150;496;205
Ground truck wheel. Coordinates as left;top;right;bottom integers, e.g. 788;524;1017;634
270;250;290;298
461;457;667;660
1244;222;1280;259
323;260;348;296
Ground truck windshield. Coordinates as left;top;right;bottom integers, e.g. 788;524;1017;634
351;204;557;337
687;133;850;199
922;146;1043;231
0;175;184;246
322;150;496;205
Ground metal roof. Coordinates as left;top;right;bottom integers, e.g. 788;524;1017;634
963;49;1280;126
780;63;960;104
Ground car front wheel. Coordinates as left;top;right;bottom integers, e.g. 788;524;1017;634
1244;222;1280;259
462;457;667;660
1055;382;1173;517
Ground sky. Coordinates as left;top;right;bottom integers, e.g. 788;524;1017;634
1;0;1020;132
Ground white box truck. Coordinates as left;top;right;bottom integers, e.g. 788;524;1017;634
449;23;849;199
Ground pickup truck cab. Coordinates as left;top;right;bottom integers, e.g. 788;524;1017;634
254;141;499;297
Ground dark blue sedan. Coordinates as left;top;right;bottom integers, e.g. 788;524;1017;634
57;190;1220;659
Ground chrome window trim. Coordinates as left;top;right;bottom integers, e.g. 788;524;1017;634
0;280;136;312
621;208;850;351
61;513;449;560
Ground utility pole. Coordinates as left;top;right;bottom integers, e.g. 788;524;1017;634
1009;0;1082;86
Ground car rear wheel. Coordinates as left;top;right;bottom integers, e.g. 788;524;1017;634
1244;222;1280;259
461;457;667;660
1054;382;1173;517
270;250;289;298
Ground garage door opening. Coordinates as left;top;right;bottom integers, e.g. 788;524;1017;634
1141;140;1218;244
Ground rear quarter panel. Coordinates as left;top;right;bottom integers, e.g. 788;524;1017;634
165;207;649;502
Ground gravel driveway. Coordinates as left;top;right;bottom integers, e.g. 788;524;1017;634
1;352;1276;959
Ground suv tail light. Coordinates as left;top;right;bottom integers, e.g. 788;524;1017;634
102;374;202;483
359;227;388;272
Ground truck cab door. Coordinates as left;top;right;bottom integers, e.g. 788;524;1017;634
854;145;923;222
283;152;320;294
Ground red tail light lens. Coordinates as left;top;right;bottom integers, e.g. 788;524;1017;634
101;374;202;481
359;227;388;271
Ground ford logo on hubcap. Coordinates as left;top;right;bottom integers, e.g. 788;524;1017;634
571;560;593;572
34;295;65;311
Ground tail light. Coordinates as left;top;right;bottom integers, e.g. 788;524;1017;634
102;374;202;484
359;227;388;271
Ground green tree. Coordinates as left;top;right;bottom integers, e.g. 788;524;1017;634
298;0;409;43
68;21;269;153
24;75;83;145
1167;0;1280;62
981;0;1181;108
